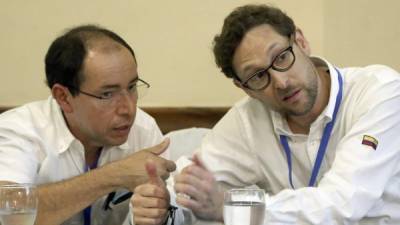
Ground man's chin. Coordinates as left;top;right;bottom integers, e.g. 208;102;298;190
107;135;129;147
285;98;316;116
279;104;310;117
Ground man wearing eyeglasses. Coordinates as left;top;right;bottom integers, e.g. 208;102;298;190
0;25;177;225
135;4;400;225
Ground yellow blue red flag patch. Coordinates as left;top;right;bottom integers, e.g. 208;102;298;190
362;135;378;150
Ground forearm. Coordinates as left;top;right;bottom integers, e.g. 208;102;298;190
35;162;122;225
264;168;391;224
265;184;364;224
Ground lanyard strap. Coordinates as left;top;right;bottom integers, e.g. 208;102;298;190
83;149;102;225
279;68;343;188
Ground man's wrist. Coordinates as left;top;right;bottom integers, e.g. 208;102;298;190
96;162;126;190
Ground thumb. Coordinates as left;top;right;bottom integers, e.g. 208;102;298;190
192;153;208;170
147;138;170;156
145;160;164;186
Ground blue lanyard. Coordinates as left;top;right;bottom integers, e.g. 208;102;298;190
83;150;102;225
279;68;343;188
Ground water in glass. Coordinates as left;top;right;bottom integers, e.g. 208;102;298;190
0;184;38;225
223;189;265;225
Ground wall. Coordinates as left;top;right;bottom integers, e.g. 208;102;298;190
324;0;400;71
0;0;323;107
0;0;400;106
5;1;398;107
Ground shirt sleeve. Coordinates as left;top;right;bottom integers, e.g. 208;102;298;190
0;121;39;183
198;106;263;188
264;75;400;224
144;117;167;158
132;108;166;157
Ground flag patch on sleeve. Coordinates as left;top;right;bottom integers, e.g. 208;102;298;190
362;135;378;150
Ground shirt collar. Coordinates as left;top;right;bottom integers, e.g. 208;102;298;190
314;56;340;121
116;141;130;151
48;96;76;155
272;57;340;135
49;97;130;154
271;110;291;136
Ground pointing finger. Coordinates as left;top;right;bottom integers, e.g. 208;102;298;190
147;138;170;156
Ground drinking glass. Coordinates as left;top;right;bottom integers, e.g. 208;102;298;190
223;188;265;225
0;184;38;225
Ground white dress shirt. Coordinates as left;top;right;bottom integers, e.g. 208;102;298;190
0;96;165;225
196;58;400;224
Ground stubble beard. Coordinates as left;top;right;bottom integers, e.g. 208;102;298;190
283;66;318;117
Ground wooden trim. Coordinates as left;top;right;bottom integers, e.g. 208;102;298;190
143;107;228;134
0;107;12;114
0;106;228;134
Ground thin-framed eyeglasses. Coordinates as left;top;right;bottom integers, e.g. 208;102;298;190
68;78;150;106
238;36;296;91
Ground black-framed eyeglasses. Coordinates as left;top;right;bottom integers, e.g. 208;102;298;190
68;78;150;106
238;37;296;91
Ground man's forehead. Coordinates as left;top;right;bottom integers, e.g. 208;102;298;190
233;25;287;76
83;37;135;65
242;24;285;46
86;37;125;54
79;39;138;88
80;69;138;90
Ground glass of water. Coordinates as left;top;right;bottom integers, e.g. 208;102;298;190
223;188;265;225
0;184;38;225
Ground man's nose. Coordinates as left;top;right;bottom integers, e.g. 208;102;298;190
115;91;136;116
270;70;289;90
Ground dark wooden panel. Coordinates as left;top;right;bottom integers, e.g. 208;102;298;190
143;107;228;134
0;107;11;114
0;106;228;134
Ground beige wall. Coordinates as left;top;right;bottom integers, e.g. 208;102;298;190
0;0;397;107
324;0;400;71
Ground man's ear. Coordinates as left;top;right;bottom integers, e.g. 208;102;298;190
294;28;311;55
51;84;73;113
233;79;242;89
232;79;257;98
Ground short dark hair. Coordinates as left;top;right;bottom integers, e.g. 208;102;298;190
213;4;296;79
45;24;136;95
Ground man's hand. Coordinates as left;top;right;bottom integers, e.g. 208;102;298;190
132;160;171;225
113;139;176;190
30;140;175;225
174;154;224;221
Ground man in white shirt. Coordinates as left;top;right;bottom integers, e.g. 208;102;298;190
134;4;400;225
0;25;176;225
